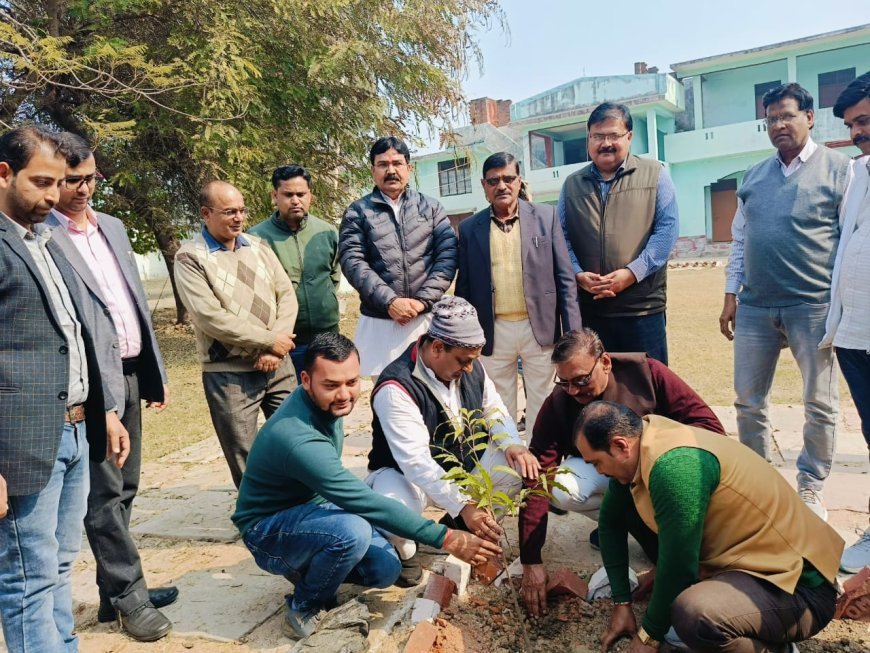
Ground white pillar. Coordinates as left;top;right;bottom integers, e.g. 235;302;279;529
646;109;659;160
692;75;704;130
787;55;797;83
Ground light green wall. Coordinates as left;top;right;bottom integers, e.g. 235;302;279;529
701;60;788;127
796;43;870;104
670;152;767;237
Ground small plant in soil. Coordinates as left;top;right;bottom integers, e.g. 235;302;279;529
437;407;571;653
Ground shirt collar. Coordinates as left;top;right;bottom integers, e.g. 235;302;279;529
1;212;50;241
777;138;817;167
201;226;250;252
489;205;519;223
51;206;98;234
591;159;628;182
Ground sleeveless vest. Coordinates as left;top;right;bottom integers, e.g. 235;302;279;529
562;155;665;317
632;415;843;590
369;343;487;473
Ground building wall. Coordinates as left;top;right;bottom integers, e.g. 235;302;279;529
795;43;870;104
700;60;789;128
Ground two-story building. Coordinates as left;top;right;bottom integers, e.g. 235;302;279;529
412;24;868;255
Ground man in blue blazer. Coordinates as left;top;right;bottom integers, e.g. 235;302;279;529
0;125;129;653
45;133;175;642
455;152;581;433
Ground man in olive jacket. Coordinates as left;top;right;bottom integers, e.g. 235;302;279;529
250;164;340;377
339;136;457;376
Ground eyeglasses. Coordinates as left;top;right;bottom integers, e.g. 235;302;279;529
764;113;804;127
373;161;408;171
484;174;519;187
553;354;602;390
589;132;628;143
63;174;100;191
206;207;249;218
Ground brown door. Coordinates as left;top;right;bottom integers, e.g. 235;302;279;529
711;179;738;242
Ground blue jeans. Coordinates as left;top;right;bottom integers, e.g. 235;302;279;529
0;422;90;652
734;303;838;492
836;347;870;450
243;502;401;613
582;312;668;365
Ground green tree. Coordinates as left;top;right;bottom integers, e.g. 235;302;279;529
1;0;503;322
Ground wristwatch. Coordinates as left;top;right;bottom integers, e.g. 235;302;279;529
637;627;661;649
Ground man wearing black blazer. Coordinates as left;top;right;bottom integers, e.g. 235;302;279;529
456;152;581;433
0;125;129;653
45;133;176;642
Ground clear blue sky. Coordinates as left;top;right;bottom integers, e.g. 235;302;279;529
461;0;863;104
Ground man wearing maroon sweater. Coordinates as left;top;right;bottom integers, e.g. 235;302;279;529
519;329;724;616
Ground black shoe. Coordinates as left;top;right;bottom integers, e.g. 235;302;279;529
98;586;179;623
394;552;423;588
548;504;568;516
118;602;172;642
589;528;600;551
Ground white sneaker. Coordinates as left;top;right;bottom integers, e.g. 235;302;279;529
788;643;800;653
799;488;828;522
841;528;870;574
664;626;689;650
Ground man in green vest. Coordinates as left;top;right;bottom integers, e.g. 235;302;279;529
576;401;842;653
250;165;340;377
558;102;678;365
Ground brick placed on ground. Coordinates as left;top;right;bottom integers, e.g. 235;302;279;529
403;620;438;653
411;597;442;623
444;555;471;595
423;574;457;609
546;568;590;599
835;566;870;622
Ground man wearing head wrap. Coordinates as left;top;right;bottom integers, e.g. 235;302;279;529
366;296;541;585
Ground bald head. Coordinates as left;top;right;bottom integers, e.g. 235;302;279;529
574;400;642;452
199;180;247;249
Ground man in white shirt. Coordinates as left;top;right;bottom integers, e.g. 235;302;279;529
366;297;540;585
824;71;870;572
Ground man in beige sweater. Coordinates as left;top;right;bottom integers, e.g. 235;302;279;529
175;181;298;487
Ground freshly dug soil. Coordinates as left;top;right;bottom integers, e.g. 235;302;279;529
405;574;870;653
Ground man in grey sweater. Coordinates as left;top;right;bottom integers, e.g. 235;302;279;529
718;83;850;520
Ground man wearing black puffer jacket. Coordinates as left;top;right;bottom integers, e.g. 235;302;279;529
339;136;457;376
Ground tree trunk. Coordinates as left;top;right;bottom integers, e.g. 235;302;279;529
153;228;187;324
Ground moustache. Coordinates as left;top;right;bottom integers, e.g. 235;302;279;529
385;174;401;181
855;135;870;146
598;147;617;153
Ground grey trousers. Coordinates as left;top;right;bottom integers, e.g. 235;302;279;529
203;357;296;488
671;570;837;653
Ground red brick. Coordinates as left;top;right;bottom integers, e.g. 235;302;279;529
404;620;438;653
472;558;504;585
546;568;590;599
835;566;870;622
423;574;457;609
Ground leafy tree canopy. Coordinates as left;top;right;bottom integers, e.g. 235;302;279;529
1;0;503;320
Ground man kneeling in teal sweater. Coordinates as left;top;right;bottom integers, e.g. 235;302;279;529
232;332;501;640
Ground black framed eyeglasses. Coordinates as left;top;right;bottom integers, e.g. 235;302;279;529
483;174;519;187
63;173;101;191
554;354;602;390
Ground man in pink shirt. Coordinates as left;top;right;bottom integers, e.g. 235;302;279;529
45;133;176;642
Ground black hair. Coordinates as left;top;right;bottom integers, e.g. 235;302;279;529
0;124;65;173
588;102;633;132
574;400;642;452
271;164;312;190
482;152;520;178
762;82;813;112
57;132;94;167
551;328;605;364
369;136;410;164
303;332;359;374
833;71;870;119
419;332;456;352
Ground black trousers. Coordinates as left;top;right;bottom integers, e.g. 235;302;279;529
83;362;149;614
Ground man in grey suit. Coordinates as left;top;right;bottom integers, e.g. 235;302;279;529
0;125;129;653
455;152;581;432
45;133;176;642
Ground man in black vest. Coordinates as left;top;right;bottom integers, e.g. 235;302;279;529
366;296;540;584
558;102;679;364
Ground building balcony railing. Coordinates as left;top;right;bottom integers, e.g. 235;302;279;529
665;107;853;164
